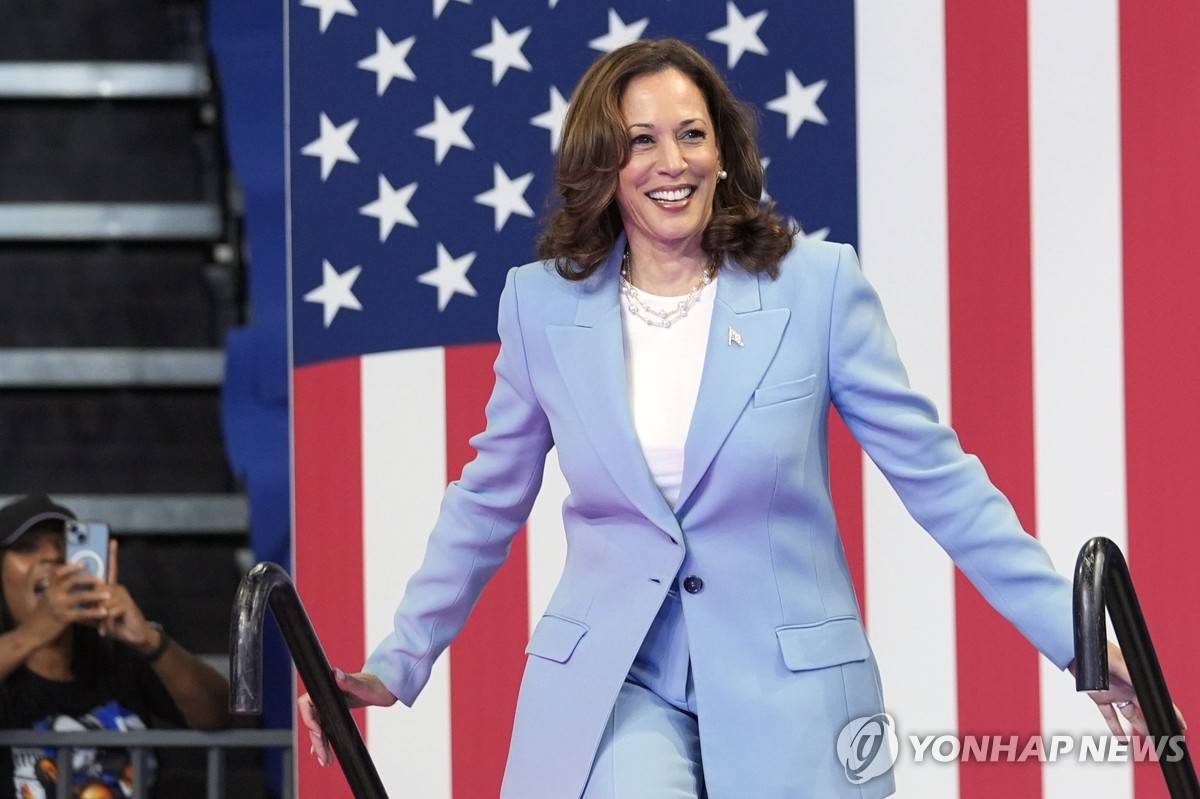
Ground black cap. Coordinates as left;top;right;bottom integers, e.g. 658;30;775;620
0;495;75;547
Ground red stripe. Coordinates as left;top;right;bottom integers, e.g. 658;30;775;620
1120;3;1200;797
445;344;530;798
945;3;1043;796
829;408;866;621
294;358;366;798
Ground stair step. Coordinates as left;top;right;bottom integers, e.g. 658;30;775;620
0;203;222;240
0;62;209;99
0;347;224;387
0;493;248;534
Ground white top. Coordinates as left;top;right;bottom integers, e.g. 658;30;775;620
620;278;717;509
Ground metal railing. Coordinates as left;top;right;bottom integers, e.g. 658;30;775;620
231;562;388;798
0;728;292;799
1074;536;1198;798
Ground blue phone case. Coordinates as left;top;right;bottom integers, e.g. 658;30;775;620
65;519;110;581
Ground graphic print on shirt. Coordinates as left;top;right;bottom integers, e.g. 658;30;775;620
11;701;153;799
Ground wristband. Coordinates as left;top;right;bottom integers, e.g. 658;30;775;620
139;622;170;663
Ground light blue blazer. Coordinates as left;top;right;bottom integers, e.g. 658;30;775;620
364;237;1076;798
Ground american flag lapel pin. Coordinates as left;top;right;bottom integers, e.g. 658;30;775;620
728;327;744;347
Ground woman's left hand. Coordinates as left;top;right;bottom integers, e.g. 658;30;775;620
95;539;159;654
1075;641;1187;737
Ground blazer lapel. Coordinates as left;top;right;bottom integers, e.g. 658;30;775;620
676;264;790;511
547;241;682;542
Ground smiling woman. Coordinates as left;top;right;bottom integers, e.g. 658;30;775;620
614;69;722;295
536;38;793;284
297;38;1156;799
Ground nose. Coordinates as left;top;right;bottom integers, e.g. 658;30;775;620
657;137;686;174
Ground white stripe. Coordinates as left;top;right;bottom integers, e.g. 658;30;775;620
362;348;453;797
528;446;570;634
1029;3;1131;797
855;2;958;797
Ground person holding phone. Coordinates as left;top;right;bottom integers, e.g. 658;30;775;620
0;494;230;797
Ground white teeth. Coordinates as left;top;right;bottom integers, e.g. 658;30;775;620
648;187;693;202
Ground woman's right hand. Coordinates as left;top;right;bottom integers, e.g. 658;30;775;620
24;563;110;645
298;669;397;767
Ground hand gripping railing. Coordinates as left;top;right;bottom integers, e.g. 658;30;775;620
230;562;389;799
1074;537;1198;798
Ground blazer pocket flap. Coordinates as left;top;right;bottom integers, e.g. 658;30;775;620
526;614;589;663
754;374;818;407
775;616;869;671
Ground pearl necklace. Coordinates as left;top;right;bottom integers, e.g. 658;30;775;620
619;248;715;329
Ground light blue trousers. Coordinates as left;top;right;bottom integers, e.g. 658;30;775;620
581;588;705;798
580;679;705;799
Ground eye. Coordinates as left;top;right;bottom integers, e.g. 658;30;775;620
630;133;654;148
681;128;707;141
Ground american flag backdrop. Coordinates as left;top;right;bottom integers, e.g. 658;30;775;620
287;1;1200;797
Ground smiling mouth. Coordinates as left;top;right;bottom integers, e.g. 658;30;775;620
647;187;695;203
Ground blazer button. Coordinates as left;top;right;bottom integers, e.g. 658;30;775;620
683;575;704;594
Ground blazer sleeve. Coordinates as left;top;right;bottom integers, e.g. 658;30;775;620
364;266;554;705
826;243;1075;669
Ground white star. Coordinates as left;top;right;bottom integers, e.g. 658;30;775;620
472;18;533;86
300;113;359;181
418;244;477;311
300;0;357;33
589;9;649;53
415;97;474;164
549;0;561;6
359;175;418;242
768;71;825;138
760;156;771;203
766;71;828;139
530;86;569;153
803;226;830;241
706;2;768;68
474;163;535;232
304;260;363;327
357;29;415;96
433;0;470;19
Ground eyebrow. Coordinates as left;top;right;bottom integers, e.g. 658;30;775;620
626;118;709;131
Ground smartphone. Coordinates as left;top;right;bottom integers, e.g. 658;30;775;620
65;519;110;582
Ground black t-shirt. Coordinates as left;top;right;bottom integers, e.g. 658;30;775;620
0;640;186;798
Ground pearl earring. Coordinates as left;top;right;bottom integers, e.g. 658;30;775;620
718;169;728;181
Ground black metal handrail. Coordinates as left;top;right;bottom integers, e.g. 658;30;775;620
1074;536;1197;798
230;561;389;799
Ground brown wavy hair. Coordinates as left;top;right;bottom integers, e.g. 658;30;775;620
537;38;795;281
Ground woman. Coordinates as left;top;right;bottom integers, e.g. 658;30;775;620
0;494;230;796
302;39;1157;798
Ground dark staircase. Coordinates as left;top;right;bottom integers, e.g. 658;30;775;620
0;0;266;793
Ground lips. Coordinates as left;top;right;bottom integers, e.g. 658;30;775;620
647;186;695;202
